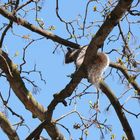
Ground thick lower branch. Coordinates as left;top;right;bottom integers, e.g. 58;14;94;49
0;112;19;140
0;49;65;140
99;81;135;140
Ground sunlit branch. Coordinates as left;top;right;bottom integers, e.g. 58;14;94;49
0;49;65;140
0;112;20;140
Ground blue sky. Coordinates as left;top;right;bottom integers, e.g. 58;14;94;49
0;0;140;140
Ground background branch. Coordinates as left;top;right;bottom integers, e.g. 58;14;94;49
110;62;140;94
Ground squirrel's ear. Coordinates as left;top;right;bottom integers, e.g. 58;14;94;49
65;48;80;64
65;48;74;63
67;47;73;52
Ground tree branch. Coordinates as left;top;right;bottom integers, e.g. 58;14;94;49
110;62;140;94
84;0;133;64
0;49;65;140
0;112;20;140
0;7;80;49
46;66;86;119
46;0;134;122
99;81;135;140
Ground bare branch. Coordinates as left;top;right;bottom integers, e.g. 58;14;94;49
0;112;20;140
0;0;20;48
110;62;140;95
0;49;65;140
15;0;34;12
99;81;135;140
0;7;80;49
84;0;133;64
0;22;12;48
47;0;134;120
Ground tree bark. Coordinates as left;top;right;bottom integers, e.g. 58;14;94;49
99;81;135;140
0;112;20;140
0;50;66;140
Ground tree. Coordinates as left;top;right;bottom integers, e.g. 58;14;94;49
0;0;139;140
